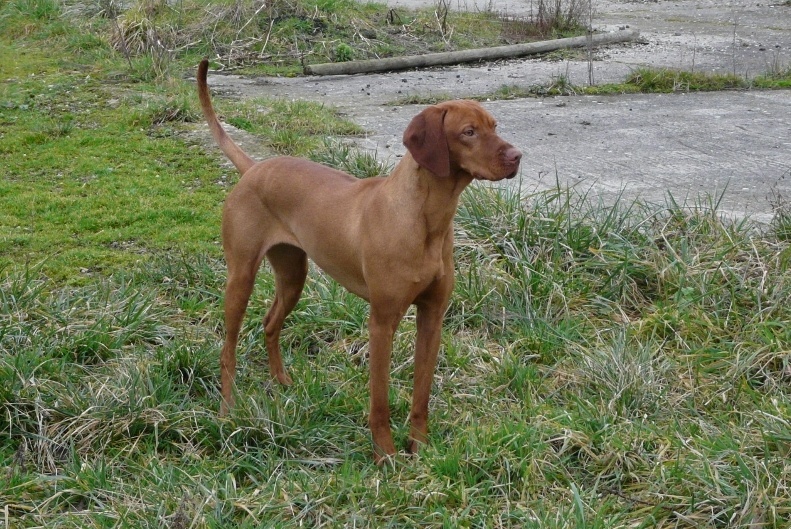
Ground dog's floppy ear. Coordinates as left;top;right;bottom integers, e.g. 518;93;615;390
402;106;450;177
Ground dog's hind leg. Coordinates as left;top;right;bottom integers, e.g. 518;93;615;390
263;244;308;386
220;258;258;416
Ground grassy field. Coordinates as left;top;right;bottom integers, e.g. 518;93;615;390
3;0;791;527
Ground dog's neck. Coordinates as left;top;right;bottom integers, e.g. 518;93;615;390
387;153;474;237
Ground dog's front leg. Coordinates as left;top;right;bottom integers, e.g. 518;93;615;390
368;303;408;463
408;272;453;454
407;301;446;454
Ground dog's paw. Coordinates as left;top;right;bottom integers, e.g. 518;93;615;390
274;371;293;386
406;438;424;456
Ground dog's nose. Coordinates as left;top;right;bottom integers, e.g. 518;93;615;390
506;147;522;165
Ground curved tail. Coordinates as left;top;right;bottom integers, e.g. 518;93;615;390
197;59;255;175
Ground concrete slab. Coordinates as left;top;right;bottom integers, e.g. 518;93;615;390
350;90;791;223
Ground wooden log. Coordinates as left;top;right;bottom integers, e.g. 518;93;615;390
305;29;640;76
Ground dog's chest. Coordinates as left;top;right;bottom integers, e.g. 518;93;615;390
409;238;447;285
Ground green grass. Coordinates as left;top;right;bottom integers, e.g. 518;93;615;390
395;67;791;104
537;66;791;96
0;46;367;280
4;184;791;527
4;1;791;527
224;98;365;156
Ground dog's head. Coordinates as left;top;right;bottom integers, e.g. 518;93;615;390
403;100;522;181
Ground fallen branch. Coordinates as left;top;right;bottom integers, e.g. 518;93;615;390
305;29;639;76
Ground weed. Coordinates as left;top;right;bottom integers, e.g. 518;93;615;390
108;0;179;78
404;63;791;104
624;67;744;92
334;42;354;62
532;0;592;36
4;0;61;21
477;66;791;101
389;93;454;106
213;97;365;157
310;138;391;178
769;170;791;241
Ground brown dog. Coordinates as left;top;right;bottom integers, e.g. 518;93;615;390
197;59;521;462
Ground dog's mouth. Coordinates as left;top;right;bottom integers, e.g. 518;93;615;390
470;145;521;181
473;166;520;181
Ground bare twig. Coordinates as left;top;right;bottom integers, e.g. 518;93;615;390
112;15;133;68
259;18;275;58
235;0;268;40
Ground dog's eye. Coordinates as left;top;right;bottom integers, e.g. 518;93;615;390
463;128;475;137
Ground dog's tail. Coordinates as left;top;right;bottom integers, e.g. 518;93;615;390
197;59;255;175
